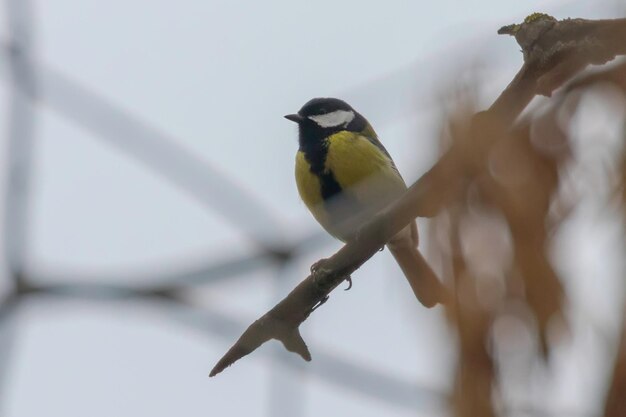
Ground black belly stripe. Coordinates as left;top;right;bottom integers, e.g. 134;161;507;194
300;141;343;202
319;171;342;201
300;138;365;236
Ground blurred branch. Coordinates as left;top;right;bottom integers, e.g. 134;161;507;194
602;102;626;417
35;249;287;291
566;64;626;416
442;209;496;417
23;228;331;293
604;315;626;417
19;282;446;413
568;58;626;92
0;46;288;251
1;2;35;412
3;0;36;285
210;13;626;377
0;295;18;417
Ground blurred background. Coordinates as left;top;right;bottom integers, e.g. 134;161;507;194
0;1;624;416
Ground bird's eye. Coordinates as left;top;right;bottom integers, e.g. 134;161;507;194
318;108;326;114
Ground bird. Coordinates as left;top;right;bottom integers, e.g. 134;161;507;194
285;97;445;307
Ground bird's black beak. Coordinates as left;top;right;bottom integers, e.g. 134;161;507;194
284;114;304;123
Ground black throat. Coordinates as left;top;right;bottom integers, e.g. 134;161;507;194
297;115;366;172
297;113;367;202
298;124;328;174
298;128;341;201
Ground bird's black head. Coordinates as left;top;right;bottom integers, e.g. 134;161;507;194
285;98;368;147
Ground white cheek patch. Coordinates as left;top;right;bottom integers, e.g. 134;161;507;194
309;110;355;128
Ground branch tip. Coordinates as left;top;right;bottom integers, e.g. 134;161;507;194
280;328;312;361
498;24;520;36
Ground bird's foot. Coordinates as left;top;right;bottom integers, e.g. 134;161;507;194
310;258;333;292
311;259;353;291
308;259;333;314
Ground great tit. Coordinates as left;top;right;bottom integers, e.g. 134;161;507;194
285;98;445;307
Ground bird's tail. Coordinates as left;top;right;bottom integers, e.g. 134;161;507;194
388;241;447;308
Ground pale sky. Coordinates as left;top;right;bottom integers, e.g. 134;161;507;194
0;1;624;416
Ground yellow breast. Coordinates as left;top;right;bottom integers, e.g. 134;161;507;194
325;131;394;187
325;131;407;205
295;131;407;240
295;151;328;226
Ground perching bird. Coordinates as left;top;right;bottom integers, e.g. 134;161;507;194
285;98;445;307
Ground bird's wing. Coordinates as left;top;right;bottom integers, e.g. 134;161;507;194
360;125;419;245
361;123;400;175
325;131;407;211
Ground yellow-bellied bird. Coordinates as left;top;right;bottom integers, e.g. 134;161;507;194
285;98;445;307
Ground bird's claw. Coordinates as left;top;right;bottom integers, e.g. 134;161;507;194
311;295;329;312
310;258;329;274
344;276;353;291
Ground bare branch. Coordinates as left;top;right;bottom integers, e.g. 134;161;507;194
210;14;626;377
605;312;626;416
